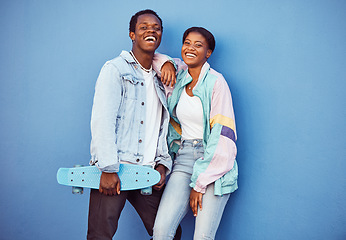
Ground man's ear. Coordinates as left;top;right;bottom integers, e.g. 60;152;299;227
206;49;212;59
129;31;135;41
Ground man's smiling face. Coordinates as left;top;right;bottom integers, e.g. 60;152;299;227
130;14;162;53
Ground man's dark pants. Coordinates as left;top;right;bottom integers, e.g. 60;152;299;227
87;187;182;240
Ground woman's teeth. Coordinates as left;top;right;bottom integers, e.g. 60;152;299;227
186;53;196;58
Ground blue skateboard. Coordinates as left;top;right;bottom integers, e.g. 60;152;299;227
57;164;160;194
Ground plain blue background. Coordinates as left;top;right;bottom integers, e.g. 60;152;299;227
1;0;345;239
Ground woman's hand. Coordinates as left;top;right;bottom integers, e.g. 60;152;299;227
99;172;121;196
160;61;176;87
190;189;203;217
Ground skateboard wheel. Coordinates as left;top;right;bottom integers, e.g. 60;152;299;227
140;186;152;195
72;186;84;194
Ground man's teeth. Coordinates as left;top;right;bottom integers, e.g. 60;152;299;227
145;36;156;41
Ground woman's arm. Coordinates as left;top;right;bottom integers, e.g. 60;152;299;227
190;73;237;194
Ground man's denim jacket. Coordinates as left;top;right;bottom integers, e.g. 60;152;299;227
90;51;172;173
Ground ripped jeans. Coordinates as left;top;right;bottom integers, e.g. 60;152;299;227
153;140;230;240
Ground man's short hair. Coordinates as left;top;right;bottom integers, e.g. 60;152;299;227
129;9;163;33
182;27;216;52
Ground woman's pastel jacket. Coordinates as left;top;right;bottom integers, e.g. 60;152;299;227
154;56;238;196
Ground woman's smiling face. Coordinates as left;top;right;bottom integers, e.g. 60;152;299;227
181;31;212;69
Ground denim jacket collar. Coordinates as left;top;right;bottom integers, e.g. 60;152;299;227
120;50;136;64
120;50;158;76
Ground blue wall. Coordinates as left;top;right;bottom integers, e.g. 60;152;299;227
1;1;345;239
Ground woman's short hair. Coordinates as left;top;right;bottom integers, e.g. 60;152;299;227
129;9;163;33
182;27;215;52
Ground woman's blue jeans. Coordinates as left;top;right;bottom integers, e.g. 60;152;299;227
153;140;230;240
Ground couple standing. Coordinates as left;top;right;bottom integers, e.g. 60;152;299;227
87;9;238;240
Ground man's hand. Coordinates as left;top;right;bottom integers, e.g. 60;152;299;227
153;164;167;191
190;189;203;217
161;61;176;87
99;172;121;196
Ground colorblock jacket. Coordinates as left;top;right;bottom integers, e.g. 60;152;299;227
154;56;238;196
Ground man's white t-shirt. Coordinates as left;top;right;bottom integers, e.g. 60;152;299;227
142;69;162;166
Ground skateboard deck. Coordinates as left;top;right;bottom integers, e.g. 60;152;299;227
57;164;160;191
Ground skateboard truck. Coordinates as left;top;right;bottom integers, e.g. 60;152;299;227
140;165;153;195
72;165;84;194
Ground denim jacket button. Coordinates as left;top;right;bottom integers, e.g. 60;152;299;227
141;102;145;106
139;139;142;143
140;121;144;124
136;158;140;162
141;82;144;86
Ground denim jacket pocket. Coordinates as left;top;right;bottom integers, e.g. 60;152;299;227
122;74;142;100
